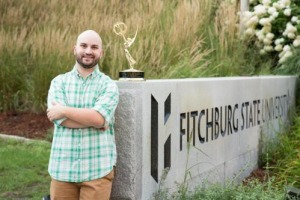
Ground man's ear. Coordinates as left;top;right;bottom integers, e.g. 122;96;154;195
100;49;104;58
73;45;76;55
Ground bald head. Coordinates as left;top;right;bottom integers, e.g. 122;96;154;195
76;30;103;49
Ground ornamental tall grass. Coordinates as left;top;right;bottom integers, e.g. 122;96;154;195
260;114;300;188
0;0;268;112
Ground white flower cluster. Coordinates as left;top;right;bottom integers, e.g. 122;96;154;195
242;0;300;63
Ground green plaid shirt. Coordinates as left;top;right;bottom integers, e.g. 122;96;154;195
47;65;119;182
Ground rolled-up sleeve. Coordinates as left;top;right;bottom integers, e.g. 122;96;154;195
92;80;119;126
47;75;67;126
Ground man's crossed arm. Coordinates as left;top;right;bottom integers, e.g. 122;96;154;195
47;102;106;129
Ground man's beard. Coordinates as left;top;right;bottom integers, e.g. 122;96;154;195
76;55;99;69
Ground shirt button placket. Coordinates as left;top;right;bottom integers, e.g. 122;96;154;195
78;129;83;181
81;80;86;106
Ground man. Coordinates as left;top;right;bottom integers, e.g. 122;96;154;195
46;30;119;200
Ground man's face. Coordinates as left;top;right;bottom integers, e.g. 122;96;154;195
74;32;103;69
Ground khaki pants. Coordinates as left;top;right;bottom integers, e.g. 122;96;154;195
50;169;114;200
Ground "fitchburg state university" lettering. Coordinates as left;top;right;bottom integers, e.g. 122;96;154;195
179;93;291;151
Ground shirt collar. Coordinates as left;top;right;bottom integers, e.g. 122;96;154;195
71;65;102;79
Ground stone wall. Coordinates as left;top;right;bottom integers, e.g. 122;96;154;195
111;76;297;200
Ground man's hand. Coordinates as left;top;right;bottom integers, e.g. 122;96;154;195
99;126;109;131
47;102;65;121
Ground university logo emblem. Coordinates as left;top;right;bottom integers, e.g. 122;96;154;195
150;93;171;182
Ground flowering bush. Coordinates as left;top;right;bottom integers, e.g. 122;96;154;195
243;0;300;64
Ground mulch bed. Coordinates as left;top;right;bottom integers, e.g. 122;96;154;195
0;111;52;140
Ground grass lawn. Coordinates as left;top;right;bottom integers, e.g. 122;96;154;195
0;137;51;200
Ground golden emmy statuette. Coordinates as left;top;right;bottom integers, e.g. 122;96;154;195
113;22;144;81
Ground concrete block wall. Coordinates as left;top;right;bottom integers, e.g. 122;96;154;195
111;76;297;200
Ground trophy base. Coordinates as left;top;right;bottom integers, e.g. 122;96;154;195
119;69;145;81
